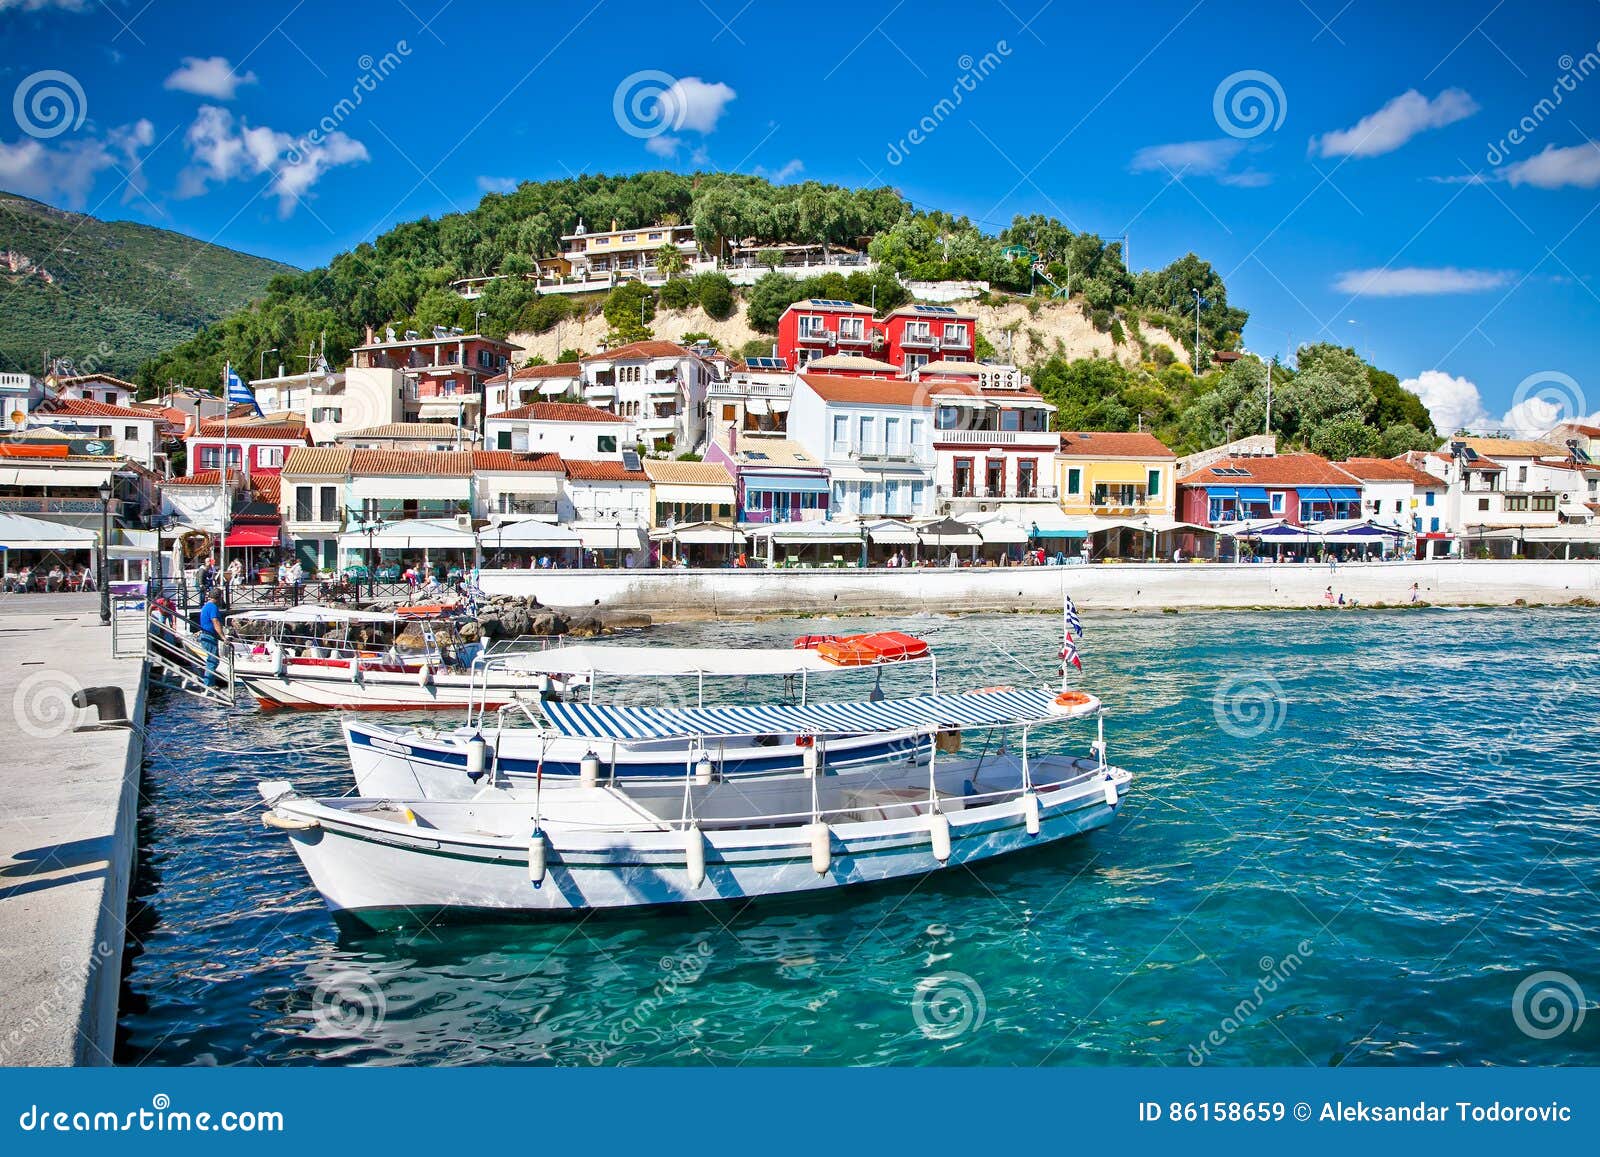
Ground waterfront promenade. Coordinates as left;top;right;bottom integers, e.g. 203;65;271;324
0;597;146;1066
478;559;1600;620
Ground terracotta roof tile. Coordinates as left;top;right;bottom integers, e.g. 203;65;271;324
282;447;353;476
494;401;626;423
484;361;582;385
1178;453;1360;487
471;450;565;473
580;340;693;362
564;459;648;482
350;449;473;476
343;422;463;439
1337;457;1446;487
798;373;928;407
39;398;163;421
164;469;243;487
641;459;734;485
1458;437;1565;459
1057;430;1175;458
195;419;311;441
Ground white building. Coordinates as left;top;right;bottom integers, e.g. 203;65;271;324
471;450;565;522
48;373;137;408
787;373;935;520
1336;456;1450;552
910;361;1057;513
561;458;650;565
560;219;702;283
579;340;714;454
0;372;46;434
485;402;631;460
29;398;167;471
704;357;794;448
1405;438;1600;555
484;362;583;417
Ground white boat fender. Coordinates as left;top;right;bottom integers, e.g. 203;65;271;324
928;811;952;864
262;810;319;832
417;663;432;687
1023;791;1041;836
685;824;706;888
695;753;713;786
1102;775;1119;808
347;656;361;682
465;733;488;779
802;740;820;778
808;822;832;875
580;752;600;788
528;829;547;887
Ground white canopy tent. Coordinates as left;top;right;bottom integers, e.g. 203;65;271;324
478;520;584;551
0;513;98;552
338;518;477;550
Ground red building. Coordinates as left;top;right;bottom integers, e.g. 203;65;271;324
1177;453;1363;526
186;420;312;477
775;299;977;374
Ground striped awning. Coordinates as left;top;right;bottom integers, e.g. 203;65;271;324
540;687;1076;741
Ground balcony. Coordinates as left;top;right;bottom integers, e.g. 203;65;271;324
855;444;922;464
939;486;1058;502
0;496;125;517
900;332;937;348
835;330;871;346
934;428;1056;446
796;329;833;343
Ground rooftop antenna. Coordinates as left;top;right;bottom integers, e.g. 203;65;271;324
1264;359;1273;435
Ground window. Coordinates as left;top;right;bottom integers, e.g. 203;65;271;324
1518;466;1528;485
721;404;736;422
319;486;337;522
858;415;876;453
597;435;618;454
1067;467;1082;496
859;480;875;514
125;426;138;441
1147;468;1161;498
1269;491;1286;515
294;486;313;521
1479;498;1491;511
884;415;902;452
910;480;924;509
798;315;828;338
905;353;930;371
1430;517;1440;532
909;418;925;452
1425;491;1436;506
497;431;512;450
942;323;968;344
257;446;284;469
311;406;342;423
1504;495;1529;511
884;479;901;514
1532;495;1557;512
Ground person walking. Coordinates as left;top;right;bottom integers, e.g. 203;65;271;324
198;590;226;689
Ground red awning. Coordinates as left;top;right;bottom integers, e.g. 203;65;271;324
224;526;282;548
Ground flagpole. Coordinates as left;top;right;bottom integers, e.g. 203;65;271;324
220;361;230;586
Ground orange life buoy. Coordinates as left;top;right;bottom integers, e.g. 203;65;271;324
1054;690;1093;708
795;734;815;748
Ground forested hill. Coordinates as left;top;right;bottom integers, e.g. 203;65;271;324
134;169;1436;458
0;191;295;378
135;170;1246;390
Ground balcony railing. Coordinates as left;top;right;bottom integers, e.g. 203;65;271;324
934;428;1056;446
939;486;1059;501
900;332;937;348
0;496;125;516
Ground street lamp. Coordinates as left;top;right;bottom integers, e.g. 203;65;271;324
259;348;278;382
97;477;113;625
1143;517;1154;563
614;519;622;569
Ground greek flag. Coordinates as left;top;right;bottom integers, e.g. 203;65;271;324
1060;636;1082;671
1064;594;1083;638
225;363;263;417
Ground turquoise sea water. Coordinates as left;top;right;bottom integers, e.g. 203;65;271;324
117;608;1600;1066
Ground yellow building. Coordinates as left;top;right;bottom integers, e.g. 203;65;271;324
1055;431;1177;519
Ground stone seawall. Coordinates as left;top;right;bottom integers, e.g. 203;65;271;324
477;560;1600;620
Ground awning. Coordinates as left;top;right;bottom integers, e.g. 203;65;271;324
0;512;97;550
745;520;864;545
224;525;281;548
478;520;583;549
1204;486;1239;498
1300;486;1360;503
337;519;477;549
653;482;736;505
918;517;981;549
573;523;647;552
1559;503;1591;518
541;686;1071;741
538;381;570;396
746;398;770;416
651;522;745;546
745;475;830;495
863;519;920;545
1237;487;1270;502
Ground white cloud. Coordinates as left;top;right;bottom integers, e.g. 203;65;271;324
754;158;804;182
1218;169;1271;188
643;134;681;158
476;176;518;194
1501;140;1600;189
1404;370;1490;434
1311;88;1478;159
164;56;257;100
0;117;153;208
1333;266;1512;296
660;77;735;134
1130;138;1245;176
178;105;367;216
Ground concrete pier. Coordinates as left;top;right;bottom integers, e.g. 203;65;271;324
0;598;146;1066
477;558;1600;621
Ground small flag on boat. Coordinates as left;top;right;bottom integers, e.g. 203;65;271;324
1064;595;1083;638
1060;637;1082;670
224;362;263;417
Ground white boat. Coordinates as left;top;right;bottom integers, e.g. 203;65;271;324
341;639;1107;799
262;709;1131;926
224;606;584;711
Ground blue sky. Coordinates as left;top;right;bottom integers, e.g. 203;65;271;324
3;0;1598;432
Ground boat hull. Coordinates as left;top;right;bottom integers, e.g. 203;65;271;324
270;760;1131;926
234;660;568;711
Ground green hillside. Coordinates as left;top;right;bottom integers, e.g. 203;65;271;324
0;191;296;378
